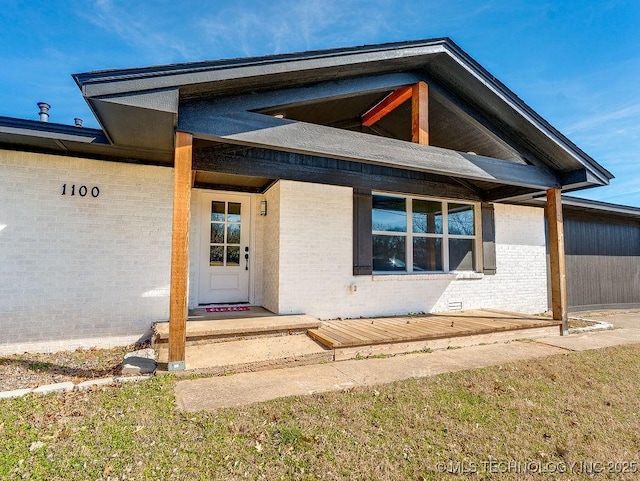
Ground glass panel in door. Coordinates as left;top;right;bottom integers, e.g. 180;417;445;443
209;201;242;267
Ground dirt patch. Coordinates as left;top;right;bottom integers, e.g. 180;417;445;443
0;345;134;391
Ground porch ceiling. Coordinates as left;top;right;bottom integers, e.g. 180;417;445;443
194;171;272;192
257;86;528;165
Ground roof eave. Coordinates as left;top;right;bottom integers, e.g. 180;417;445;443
0;116;108;143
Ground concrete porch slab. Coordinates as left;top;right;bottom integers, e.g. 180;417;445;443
157;334;332;374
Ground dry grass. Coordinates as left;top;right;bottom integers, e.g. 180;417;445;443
577;309;640;318
568;318;600;329
2;344;640;480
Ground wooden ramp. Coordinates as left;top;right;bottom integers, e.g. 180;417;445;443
308;309;561;353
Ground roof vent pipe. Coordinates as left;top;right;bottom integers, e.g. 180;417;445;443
74;118;83;127
37;102;50;122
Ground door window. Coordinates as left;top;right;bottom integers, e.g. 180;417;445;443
209;201;242;267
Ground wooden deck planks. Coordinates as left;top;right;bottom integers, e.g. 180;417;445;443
308;309;561;349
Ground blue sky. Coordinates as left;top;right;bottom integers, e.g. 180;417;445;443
1;0;639;206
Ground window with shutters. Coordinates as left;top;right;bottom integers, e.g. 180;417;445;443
372;193;479;273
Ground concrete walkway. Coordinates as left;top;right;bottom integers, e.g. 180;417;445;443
175;311;640;412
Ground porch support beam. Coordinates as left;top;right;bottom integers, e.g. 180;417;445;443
484;185;540;202
178;110;561;190
361;86;412;127
546;188;568;335
168;131;193;370
411;81;429;144
193;151;482;201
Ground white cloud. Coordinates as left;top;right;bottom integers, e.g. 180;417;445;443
82;0;195;62
565;103;640;136
195;0;397;58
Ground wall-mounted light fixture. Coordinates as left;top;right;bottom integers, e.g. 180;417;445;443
260;200;268;216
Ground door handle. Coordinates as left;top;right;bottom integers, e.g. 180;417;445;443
244;246;249;270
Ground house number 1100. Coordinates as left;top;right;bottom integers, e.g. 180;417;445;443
61;184;100;198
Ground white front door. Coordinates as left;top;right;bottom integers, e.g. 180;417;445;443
199;192;251;304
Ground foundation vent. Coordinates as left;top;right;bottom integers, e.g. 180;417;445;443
448;300;463;311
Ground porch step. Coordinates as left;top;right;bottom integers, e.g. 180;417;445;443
152;314;322;347
156;335;333;375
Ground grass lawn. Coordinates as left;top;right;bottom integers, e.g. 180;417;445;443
2;344;640;480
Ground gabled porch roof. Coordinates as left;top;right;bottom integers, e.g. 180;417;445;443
71;37;613;202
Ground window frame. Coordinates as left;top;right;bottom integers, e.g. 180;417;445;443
372;192;481;274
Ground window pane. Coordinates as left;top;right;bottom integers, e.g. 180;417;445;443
413;200;443;234
372;195;406;232
211;201;225;221
413;238;443;271
210;246;224;266
227;224;240;244
228;202;241;222
226;246;240;266
449;239;475;271
372;235;406;271
210;223;224;244
448;203;475;235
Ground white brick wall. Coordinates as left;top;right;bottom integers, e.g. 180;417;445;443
276;181;353;315
270;180;548;319
1;161;549;354
261;182;281;313
251;195;266;307
0;150;173;354
187;189;201;309
431;203;548;313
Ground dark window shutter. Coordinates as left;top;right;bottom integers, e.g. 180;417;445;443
481;202;497;275
353;188;373;275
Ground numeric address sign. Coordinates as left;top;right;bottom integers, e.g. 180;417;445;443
61;184;100;198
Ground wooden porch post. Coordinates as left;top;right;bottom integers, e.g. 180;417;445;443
168;131;193;370
546;188;568;335
411;81;429;145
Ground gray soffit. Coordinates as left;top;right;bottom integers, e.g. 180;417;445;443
524;195;640;220
0;116;172;163
73;37;613;188
72;39;452;98
562;196;640;218
86;88;179;151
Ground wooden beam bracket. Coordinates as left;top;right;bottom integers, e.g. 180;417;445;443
361;86;412;127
